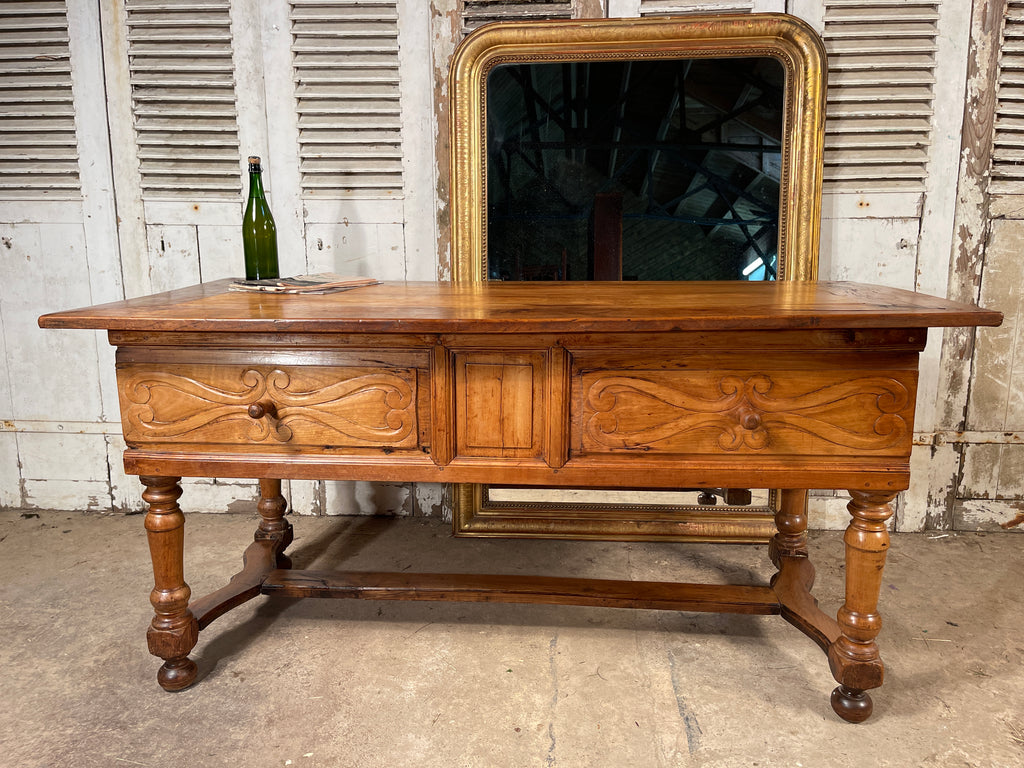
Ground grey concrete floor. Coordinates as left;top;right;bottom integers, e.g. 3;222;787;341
0;509;1022;768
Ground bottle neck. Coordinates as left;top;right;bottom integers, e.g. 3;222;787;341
248;169;266;200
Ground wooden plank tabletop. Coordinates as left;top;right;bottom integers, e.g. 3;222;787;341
38;280;1002;333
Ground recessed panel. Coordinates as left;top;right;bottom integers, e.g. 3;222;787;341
455;353;545;458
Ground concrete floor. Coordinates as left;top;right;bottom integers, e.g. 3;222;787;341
0;509;1022;768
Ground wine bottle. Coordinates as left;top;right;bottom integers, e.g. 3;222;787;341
243;155;279;280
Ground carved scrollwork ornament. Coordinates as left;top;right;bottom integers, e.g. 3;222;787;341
584;374;911;453
122;367;417;446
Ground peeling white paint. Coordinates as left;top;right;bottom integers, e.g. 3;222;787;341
954;498;1024;533
413;482;446;517
21;479;111;513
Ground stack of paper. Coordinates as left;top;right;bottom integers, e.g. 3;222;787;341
229;274;380;294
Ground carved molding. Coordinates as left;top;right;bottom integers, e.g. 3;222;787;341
584;374;911;452
123;367;416;446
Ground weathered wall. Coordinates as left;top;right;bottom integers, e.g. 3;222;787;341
0;0;1019;532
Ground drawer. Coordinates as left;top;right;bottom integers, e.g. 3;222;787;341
574;367;917;458
117;362;426;451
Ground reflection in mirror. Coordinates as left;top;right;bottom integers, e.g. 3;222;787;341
484;57;785;515
486;57;784;283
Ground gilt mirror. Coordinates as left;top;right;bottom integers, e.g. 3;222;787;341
449;14;826;541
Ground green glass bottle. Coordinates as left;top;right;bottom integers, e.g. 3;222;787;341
243;155;279;280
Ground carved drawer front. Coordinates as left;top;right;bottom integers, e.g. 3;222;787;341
117;363;423;451
454;352;546;459
575;368;917;458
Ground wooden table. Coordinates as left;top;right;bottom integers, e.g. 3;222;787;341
39;280;1001;722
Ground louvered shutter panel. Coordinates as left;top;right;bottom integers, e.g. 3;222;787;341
461;1;572;35
639;1;754;14
821;0;938;193
0;1;80;200
125;0;241;199
291;0;404;198
991;1;1024;193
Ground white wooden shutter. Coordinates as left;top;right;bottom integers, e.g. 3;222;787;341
0;0;80;200
991;0;1024;193
639;1;754;14
125;0;241;199
821;0;938;192
291;0;404;198
461;1;572;35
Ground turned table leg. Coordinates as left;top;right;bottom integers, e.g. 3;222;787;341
827;490;896;723
770;489;810;565
255;479;293;569
141;476;199;691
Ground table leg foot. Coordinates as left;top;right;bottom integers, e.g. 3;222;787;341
157;657;199;692
831;685;873;723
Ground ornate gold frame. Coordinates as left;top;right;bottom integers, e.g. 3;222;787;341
448;14;826;541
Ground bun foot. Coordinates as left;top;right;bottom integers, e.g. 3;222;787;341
831;685;873;723
157;657;198;691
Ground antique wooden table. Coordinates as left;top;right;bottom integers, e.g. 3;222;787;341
39;280;1000;722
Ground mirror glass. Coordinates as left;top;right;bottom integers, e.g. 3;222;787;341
481;57;786;521
486;57;785;282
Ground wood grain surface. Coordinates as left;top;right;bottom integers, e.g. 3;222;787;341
38;280;1003;333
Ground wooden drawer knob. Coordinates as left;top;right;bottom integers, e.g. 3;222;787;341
737;407;761;431
248;401;278;420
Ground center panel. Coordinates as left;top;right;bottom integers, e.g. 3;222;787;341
453;350;547;460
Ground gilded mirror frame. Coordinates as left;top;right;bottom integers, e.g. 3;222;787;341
448;14;826;541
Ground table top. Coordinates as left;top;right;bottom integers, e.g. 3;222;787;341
38;279;1002;334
